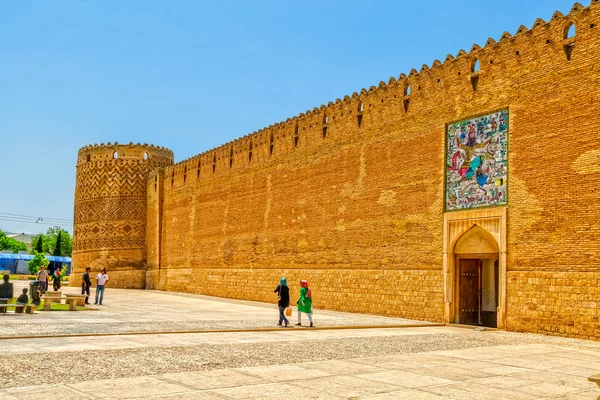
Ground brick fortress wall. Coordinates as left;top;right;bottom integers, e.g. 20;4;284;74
71;143;173;289
76;2;600;339
151;3;600;338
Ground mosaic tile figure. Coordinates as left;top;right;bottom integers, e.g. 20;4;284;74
446;110;508;210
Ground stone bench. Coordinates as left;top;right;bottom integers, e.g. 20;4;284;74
42;291;62;307
42;295;86;311
65;293;86;307
588;374;600;388
0;300;38;314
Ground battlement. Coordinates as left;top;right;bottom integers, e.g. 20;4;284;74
77;142;174;166
167;1;597;183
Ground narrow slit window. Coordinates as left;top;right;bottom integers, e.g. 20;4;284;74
183;166;187;183
213;154;216;174
171;171;174;188
197;161;201;178
564;43;575;60
471;75;479;91
248;142;253;163
471;59;480;91
269;134;274;156
322;126;327;139
357;102;364;127
229;147;233;168
294;125;299;148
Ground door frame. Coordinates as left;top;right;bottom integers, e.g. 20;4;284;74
443;208;507;328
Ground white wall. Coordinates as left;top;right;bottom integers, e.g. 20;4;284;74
481;259;497;312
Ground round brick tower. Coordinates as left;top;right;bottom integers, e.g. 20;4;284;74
71;142;173;288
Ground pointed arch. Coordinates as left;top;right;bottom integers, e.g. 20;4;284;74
452;224;499;254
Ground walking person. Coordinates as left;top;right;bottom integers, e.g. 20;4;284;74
94;268;109;305
295;280;313;327
52;268;63;291
274;277;290;327
81;267;92;304
36;266;48;295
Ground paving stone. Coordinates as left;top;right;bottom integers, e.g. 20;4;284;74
159;369;266;390
68;376;188;399
5;384;93;400
287;375;405;398
356;369;457;388
235;364;332;382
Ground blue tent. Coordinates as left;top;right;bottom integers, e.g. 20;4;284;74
0;254;72;275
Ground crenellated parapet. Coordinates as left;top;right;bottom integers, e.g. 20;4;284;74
165;1;598;189
77;142;173;167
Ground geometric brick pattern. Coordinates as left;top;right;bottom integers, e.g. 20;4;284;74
75;161;148;202
73;236;147;252
74;198;146;224
74;160;149;252
72;143;172;287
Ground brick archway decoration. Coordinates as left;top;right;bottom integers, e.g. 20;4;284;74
443;208;507;328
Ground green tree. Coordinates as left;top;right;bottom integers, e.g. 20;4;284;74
28;252;49;275
53;231;63;257
45;226;73;257
34;234;44;254
0;230;28;253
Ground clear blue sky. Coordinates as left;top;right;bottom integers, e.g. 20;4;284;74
0;0;576;234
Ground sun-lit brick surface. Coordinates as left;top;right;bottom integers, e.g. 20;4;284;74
73;3;600;339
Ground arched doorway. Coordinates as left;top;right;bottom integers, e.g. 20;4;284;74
453;225;499;328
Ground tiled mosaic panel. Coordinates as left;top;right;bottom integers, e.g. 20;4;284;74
446;110;508;210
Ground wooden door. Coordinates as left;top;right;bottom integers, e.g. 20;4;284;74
459;259;481;325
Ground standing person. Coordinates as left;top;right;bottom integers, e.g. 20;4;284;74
274;277;290;327
37;266;48;295
94;268;109;305
295;280;313;327
81;267;92;304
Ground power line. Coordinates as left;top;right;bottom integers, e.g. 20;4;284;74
0;212;72;222
0;220;72;226
0;217;73;226
0;212;73;223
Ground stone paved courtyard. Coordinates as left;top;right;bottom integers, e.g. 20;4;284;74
1;283;600;399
